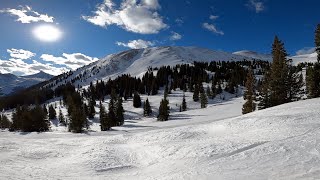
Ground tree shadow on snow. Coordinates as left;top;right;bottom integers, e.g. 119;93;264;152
121;124;153;129
169;113;205;121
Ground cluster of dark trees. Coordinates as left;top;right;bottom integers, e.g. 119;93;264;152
306;24;320;98
99;89;124;131
243;36;304;113
243;24;320;113
9;104;50;132
0;114;11;129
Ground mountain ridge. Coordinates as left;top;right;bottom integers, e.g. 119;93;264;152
0;71;54;95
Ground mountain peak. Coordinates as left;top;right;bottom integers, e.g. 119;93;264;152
22;71;54;80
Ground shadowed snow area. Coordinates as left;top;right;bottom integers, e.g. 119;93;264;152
1;98;320;179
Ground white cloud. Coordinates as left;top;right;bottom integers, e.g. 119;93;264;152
0;5;54;23
209;15;219;20
247;0;264;13
203;15;224;35
0;58;66;76
40;53;99;70
203;23;224;35
82;0;167;34
296;47;315;55
116;39;154;49
0;50;95;76
7;48;36;60
170;31;182;41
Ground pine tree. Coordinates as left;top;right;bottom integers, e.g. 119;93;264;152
48;104;56;119
182;93;187;111
10;105;22;131
100;102;111;131
200;91;208;108
68;105;87;133
259;36;302;108
66;93;88;133
158;94;170;121
43;104;48;116
88;98;96;119
211;81;216;99
315;24;320;62
108;90;117;127
0;114;11;129
133;92;142;108
32;103;50;132
268;36;290;106
258;71;271;110
216;83;222;95
242;69;256;114
58;108;66;126
287;65;304;101
206;86;212;98
143;98;152;116
306;64;320;98
116;96;124;126
193;83;200;102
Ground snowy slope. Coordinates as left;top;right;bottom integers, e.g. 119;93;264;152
1;95;320;179
0;71;54;95
49;46;262;88
233;50;272;61
290;52;318;65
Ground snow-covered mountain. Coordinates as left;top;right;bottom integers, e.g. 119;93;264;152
290;52;318;65
233;50;272;61
49;46;267;88
0;71;54;95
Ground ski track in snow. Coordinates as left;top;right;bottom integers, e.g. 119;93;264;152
2;95;320;179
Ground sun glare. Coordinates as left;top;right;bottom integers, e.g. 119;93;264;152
33;24;62;42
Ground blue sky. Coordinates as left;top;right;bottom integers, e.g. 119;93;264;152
0;0;319;75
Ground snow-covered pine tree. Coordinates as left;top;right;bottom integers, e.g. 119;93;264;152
100;102;111;131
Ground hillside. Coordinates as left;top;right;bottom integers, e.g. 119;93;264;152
1;95;320;179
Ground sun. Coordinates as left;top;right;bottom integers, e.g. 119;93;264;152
33;24;62;42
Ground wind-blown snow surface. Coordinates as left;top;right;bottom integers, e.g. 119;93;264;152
2;96;320;179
